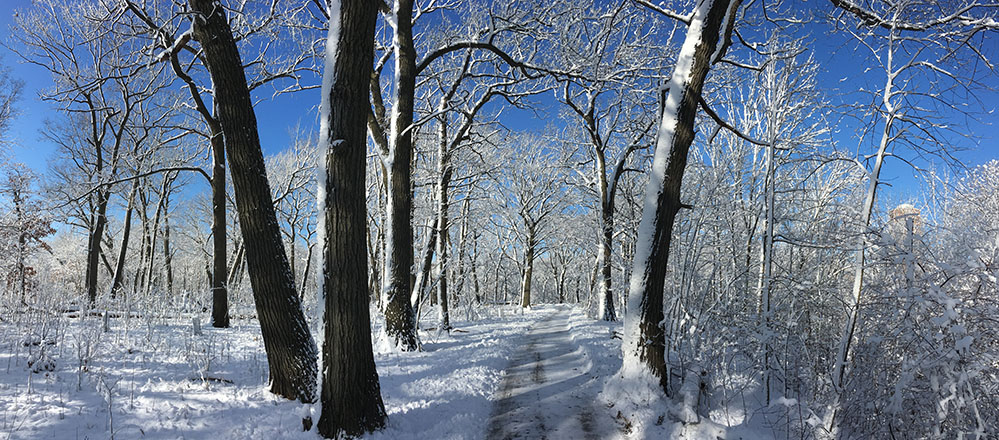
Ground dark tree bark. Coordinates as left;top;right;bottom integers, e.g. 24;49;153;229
599;200;616;321
626;0;740;394
162;186;174;296
435;164;452;331
210;129;230;328
316;0;387;437
520;228;536;308
85;185;110;304
189;0;316;403
382;0;421;351
109;181;138;298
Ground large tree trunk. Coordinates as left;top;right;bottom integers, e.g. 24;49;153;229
600;199;617;321
317;0;387;436
622;0;739;394
382;0;420;351
189;0;316;403
211;128;230;328
595;152;617;321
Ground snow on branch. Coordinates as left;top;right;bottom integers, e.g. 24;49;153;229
154;28;193;64
631;0;692;25
829;0;999;32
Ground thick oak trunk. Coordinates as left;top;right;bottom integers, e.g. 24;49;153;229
317;0;387;436
85;190;109;305
190;0;316;403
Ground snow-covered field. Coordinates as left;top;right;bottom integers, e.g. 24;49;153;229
0;303;625;440
1;302;791;440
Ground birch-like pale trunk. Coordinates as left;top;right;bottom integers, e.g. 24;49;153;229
833;114;893;390
435;155;453;331
755;140;776;405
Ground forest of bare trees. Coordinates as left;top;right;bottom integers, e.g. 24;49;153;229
0;0;996;439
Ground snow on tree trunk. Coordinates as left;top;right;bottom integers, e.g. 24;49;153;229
620;0;740;394
382;0;421;352
600;197;617;321
833;113;893;391
521;229;536;309
316;0;387;435
188;0;317;404
436;162;453;331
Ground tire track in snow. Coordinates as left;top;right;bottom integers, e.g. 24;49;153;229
485;308;604;440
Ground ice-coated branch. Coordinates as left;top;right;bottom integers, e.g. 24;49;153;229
631;0;692;25
699;95;767;146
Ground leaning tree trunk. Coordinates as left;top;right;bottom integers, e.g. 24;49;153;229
316;0;387;436
833;113;893;391
622;0;740;394
189;0;316;403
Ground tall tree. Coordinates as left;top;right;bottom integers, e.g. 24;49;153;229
555;2;661;321
825;0;999;432
188;0;317;403
622;0;741;394
316;0;387;436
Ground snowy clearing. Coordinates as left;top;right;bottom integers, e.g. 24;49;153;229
0;304;627;440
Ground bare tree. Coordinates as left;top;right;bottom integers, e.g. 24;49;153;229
187;0;317;404
622;0;741;394
489;135;568;308
10;0;173;305
555;2;663;321
825;0;998;433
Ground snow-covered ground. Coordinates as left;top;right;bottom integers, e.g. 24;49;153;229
0;304;625;440
1;302;787;439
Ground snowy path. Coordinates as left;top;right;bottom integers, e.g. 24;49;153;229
485;308;611;440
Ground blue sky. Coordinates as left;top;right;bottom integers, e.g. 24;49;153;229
0;0;996;204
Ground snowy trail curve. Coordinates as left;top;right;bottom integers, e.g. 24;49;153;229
485;308;609;440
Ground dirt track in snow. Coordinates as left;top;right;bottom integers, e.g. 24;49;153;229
485;309;608;440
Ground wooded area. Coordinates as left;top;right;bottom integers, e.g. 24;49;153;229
0;0;996;438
